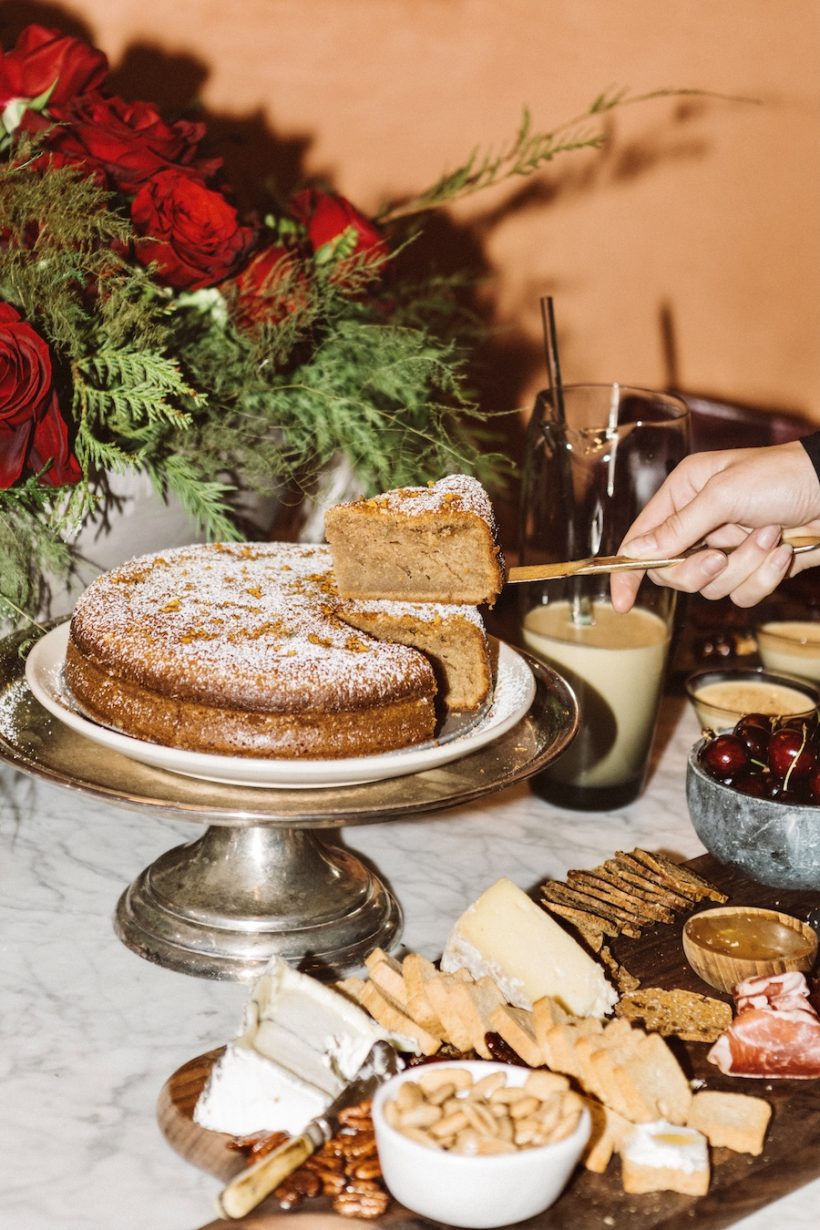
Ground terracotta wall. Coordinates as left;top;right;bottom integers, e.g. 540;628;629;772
4;0;819;425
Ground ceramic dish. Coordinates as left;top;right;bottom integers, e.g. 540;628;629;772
685;666;818;732
371;1060;590;1228
25;623;536;789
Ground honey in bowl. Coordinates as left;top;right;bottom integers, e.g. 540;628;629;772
683;906;818;994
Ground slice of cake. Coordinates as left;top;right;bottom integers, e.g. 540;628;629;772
324;474;506;605
336;598;492;711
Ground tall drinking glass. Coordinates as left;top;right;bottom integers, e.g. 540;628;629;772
518;384;691;810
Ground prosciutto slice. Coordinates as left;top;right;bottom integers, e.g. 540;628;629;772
707;970;820;1079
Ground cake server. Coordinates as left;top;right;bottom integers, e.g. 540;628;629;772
506;535;820;584
216;1038;400;1220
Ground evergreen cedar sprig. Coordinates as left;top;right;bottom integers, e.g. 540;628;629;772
376;87;719;223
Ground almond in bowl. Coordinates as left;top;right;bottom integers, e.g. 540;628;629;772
371;1060;590;1228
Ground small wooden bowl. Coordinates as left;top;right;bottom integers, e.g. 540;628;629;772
682;906;818;994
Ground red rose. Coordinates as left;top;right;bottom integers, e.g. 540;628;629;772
131;170;256;290
289;188;388;274
230;244;308;328
22;92;219;192
0;303;81;488
0;24;107;110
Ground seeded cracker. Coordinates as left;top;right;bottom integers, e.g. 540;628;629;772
615;987;733;1043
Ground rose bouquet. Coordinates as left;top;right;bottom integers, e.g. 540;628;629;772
0;22;676;628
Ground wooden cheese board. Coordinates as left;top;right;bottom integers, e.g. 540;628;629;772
157;854;820;1230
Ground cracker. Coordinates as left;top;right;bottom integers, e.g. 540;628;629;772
359;980;442;1055
615;986;732;1043
581;1097;631;1173
541;881;644;937
447;976;505;1058
540;897;623;939
687;1090;772;1155
424;972;477;1052
490;1003;543;1068
567;869;676;924
364;947;408;1008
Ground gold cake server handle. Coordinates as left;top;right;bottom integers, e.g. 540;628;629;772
506;535;820;584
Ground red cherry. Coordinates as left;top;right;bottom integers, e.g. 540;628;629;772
700;709;820;805
701;734;750;782
737;713;774;732
768;727;817;782
732;771;768;798
733;715;771;761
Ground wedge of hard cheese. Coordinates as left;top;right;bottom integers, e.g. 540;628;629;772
440;877;618;1018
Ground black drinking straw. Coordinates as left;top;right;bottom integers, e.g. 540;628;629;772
539;296;590;624
540;295;566;429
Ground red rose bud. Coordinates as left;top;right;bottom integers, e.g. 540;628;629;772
0;302;80;488
231;244;309;328
289;188;388;275
23;92;219;192
131;170;256;290
0;24;107;111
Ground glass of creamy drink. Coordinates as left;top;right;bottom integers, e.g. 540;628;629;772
518;384;690;810
755;619;820;684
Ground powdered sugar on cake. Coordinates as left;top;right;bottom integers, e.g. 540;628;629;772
341;597;486;629
354;474;499;531
69;542;434;712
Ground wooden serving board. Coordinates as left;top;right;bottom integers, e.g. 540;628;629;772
158;855;820;1230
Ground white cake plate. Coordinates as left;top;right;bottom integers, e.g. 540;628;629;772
0;624;578;982
25;623;536;788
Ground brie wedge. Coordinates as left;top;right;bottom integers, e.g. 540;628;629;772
440;876;617;1017
194;958;400;1136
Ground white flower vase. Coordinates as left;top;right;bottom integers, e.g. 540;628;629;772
296;454;364;543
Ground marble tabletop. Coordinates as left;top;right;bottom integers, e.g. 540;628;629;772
0;690;817;1230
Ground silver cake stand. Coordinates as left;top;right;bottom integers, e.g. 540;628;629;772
0;626;578;982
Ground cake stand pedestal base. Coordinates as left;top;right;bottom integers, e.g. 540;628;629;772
114;823;401;981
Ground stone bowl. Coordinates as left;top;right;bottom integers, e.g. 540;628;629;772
686;739;820;891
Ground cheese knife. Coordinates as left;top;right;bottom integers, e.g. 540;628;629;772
506;534;820;584
216;1039;400;1220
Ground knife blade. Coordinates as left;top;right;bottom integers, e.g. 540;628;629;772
506;535;820;584
216;1039;400;1220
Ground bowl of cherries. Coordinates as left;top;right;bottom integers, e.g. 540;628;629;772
686;710;820;891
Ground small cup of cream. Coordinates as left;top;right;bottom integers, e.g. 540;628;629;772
755;619;820;685
685;666;819;732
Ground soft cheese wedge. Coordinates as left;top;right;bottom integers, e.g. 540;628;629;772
194;958;403;1136
440;877;618;1018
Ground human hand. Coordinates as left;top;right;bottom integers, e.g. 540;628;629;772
610;441;820;612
